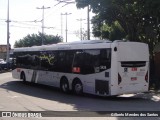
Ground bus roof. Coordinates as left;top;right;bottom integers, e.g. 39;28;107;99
13;40;112;52
13;40;147;52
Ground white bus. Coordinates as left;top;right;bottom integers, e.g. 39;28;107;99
12;40;149;96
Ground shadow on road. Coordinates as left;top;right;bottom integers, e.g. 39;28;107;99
0;80;160;112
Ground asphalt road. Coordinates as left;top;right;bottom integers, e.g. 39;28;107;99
0;72;160;120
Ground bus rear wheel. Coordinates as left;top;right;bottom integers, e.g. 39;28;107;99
72;80;83;95
60;77;69;93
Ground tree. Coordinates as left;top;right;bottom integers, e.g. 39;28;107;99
76;0;160;55
14;33;62;48
109;21;126;41
91;15;126;40
76;0;141;41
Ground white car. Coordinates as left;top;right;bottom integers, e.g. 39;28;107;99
0;59;5;63
0;59;7;70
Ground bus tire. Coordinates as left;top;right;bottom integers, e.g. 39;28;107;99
60;77;69;93
72;79;83;95
21;72;26;83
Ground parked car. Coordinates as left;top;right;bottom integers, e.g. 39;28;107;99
0;58;14;71
0;59;5;63
0;59;8;71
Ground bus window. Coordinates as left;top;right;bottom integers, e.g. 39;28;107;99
15;51;41;69
73;49;111;75
65;51;75;73
72;50;84;74
40;51;57;71
56;50;75;73
83;49;100;74
99;49;111;71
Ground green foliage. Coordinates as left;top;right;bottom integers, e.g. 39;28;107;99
76;0;160;56
92;15;126;40
14;33;62;48
109;21;126;41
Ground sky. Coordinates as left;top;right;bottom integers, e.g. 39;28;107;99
0;0;94;48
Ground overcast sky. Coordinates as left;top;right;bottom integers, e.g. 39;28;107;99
0;0;93;48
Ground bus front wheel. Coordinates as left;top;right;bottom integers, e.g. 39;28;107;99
72;80;83;95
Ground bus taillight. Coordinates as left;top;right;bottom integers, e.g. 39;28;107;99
145;71;148;83
72;67;80;73
118;73;122;85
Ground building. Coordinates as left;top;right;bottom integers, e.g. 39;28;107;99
0;44;12;60
0;45;7;60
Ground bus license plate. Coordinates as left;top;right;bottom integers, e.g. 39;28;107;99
131;68;137;71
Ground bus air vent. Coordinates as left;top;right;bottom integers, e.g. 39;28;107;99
121;61;146;67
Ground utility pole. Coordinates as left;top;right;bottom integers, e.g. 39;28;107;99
87;5;90;40
77;18;85;41
61;13;63;38
61;12;72;42
6;0;10;64
36;6;50;45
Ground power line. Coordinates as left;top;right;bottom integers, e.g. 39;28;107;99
0;18;42;27
44;4;68;20
11;21;41;27
0;18;6;21
34;2;63;22
10;25;40;29
0;18;56;30
56;0;91;40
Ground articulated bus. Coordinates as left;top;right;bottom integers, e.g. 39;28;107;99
12;40;149;96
